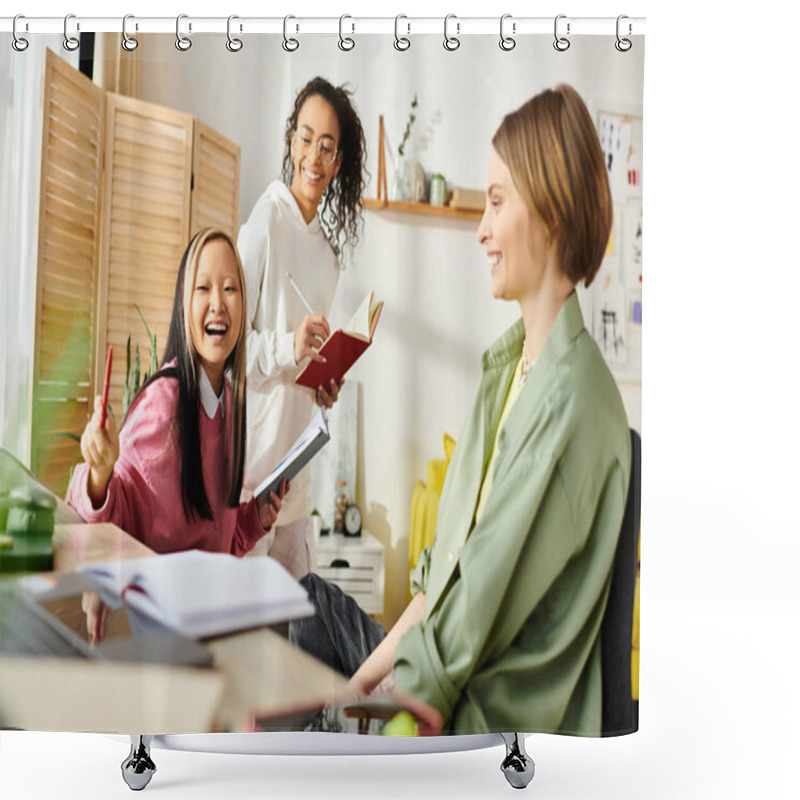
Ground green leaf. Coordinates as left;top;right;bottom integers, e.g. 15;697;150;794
134;304;155;348
53;431;81;444
149;333;158;376
132;345;141;395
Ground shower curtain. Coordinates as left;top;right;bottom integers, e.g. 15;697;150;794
0;14;644;761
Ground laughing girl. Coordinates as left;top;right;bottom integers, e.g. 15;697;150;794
67;228;287;555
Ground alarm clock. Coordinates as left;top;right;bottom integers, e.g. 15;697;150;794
343;503;362;537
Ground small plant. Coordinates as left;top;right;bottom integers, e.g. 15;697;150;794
397;94;418;158
122;305;158;417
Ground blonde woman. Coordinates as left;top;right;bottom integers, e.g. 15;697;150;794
293;85;631;736
68;228;287;554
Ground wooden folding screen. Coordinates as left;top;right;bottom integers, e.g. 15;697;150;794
32;50;240;496
31;51;105;493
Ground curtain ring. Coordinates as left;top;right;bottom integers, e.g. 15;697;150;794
283;15;299;52
175;14;192;51
553;14;570;52
443;14;460;52
12;15;29;52
499;14;516;51
394;15;410;51
615;15;632;52
226;15;243;52
63;14;80;51
338;14;355;51
121;14;138;51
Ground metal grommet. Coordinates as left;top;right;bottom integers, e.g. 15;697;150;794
615;15;632;52
283;15;299;52
499;14;515;51
338;14;355;51
12;15;29;52
553;14;570;52
121;14;138;51
226;15;243;52
443;14;460;52
63;14;80;51
175;14;192;51
394;15;410;51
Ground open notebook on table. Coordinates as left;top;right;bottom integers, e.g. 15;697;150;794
77;550;314;639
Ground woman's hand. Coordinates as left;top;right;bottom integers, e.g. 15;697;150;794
80;395;120;508
81;590;109;646
294;314;330;365
257;479;289;532
315;377;344;409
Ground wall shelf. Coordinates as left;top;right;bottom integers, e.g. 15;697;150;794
363;197;481;221
369;115;483;223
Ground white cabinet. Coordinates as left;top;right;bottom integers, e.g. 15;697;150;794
315;531;385;615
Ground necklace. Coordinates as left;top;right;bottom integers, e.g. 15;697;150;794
520;339;535;386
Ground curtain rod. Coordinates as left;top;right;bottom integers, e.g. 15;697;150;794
1;16;646;37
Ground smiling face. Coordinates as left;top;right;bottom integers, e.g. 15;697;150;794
289;94;342;222
477;149;552;304
188;237;243;394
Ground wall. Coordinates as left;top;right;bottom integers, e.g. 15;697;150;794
139;33;644;625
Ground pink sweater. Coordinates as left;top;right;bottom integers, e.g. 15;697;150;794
67;372;265;556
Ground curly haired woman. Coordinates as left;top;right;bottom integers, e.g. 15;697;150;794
237;76;367;579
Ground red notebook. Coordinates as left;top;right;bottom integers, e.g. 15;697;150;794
295;292;383;390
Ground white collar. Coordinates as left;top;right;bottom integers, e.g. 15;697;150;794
270;179;322;234
198;366;225;419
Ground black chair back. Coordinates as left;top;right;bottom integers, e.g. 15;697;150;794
600;428;641;736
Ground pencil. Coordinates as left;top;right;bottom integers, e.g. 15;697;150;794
285;271;315;315
99;346;112;428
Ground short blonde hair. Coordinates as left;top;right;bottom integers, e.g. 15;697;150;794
492;84;612;287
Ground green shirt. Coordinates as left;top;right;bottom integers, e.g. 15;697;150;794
393;292;631;735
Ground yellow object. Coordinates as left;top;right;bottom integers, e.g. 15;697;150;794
631;527;641;701
382;710;418;737
407;434;455;600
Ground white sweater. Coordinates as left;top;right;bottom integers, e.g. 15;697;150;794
237;180;340;524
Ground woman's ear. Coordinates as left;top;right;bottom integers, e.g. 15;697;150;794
332;151;342;179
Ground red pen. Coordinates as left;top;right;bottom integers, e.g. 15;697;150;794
99;346;112;428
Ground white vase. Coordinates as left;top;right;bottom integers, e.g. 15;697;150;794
407;161;427;203
390;156;409;202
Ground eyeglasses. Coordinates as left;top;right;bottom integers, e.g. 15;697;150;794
293;130;339;167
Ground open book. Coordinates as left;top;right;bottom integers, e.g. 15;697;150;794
295;292;383;390
254;406;330;502
77;550;314;639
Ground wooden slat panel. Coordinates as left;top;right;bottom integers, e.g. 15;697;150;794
43;175;100;217
49;96;102;140
51;70;102;115
42;255;95;287
47;116;102;158
190;119;240;238
41;289;92;317
97;93;193;413
46;134;101;181
49;159;98;197
32;50;104;495
112;140;190;172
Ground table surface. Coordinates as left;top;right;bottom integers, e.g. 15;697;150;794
1;522;353;734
